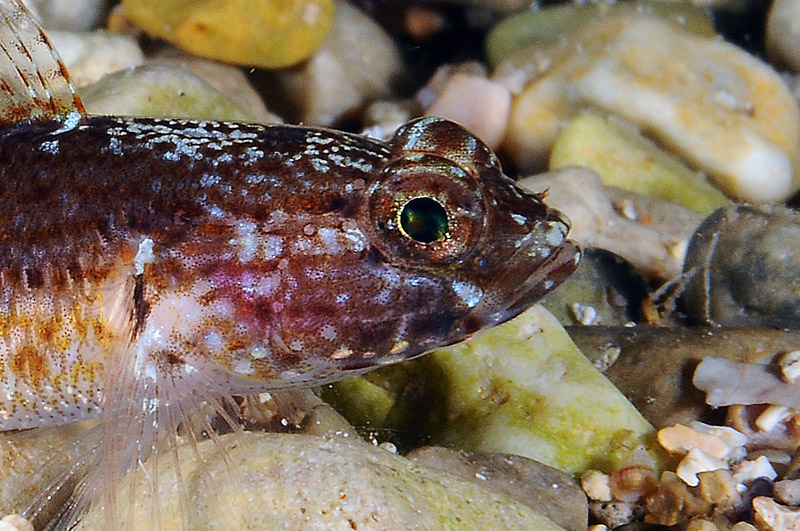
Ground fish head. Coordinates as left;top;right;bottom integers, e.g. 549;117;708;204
362;117;581;357
166;118;580;385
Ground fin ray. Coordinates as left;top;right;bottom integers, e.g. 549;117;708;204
0;0;85;124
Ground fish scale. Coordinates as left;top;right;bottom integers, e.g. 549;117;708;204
0;1;579;528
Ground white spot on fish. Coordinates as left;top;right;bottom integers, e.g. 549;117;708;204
451;279;483;308
318;228;342;255
233;360;254;375
207;204;226;218
200;173;221;187
245;173;266;184
251;346;269;360
292;237;313;254
235;221;259;263
320;324;337;341
51;111;82;135
545;224;566;247
305;268;325;280
510;213;527;226
133;238;155;275
205;331;225;352
39;140;59;154
108;136;123;155
263;236;283;260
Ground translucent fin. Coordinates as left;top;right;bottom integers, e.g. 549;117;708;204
4;422;97;529
0;0;85;124
89;345;250;530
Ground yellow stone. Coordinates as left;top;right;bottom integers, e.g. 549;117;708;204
121;0;334;68
550;113;730;214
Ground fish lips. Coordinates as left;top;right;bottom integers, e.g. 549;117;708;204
470;227;581;329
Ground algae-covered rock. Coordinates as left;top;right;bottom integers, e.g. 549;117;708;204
425;305;665;474
81;64;255;122
325;305;668;475
407;446;588;531
121;0;334;69
149;48;282;124
485;2;715;68
549;113;730;215
76;432;565;530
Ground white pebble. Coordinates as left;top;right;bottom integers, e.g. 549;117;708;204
425;72;511;150
753;496;800;531
676;448;728;487
733;456;778;485
780;350;800;383
581;469;612;502
755;405;794;433
571;303;599;325
775;479;800;506
0;515;33;531
658;423;732;460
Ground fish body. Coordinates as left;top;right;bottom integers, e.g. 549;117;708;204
0;115;579;432
0;0;580;527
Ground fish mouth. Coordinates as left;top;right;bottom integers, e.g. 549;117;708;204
498;239;581;322
470;230;581;330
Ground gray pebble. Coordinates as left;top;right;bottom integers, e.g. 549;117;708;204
682;205;800;328
407;446;587;531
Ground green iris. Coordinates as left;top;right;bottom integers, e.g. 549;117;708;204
400;197;448;243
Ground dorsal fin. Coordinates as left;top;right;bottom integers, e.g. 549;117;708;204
0;0;85;125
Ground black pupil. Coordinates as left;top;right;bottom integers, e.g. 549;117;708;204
400;197;448;243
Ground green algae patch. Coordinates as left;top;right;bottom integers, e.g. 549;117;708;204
324;305;668;475
122;0;334;69
425;305;667;474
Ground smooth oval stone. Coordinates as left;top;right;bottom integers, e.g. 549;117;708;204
121;0;334;68
681;205;800;328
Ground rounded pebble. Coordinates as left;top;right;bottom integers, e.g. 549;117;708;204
766;0;800;72
407;446;588;531
81;64;256;122
75;432;565;530
681;205;800;328
47;30;143;88
23;0;108;31
502;14;800;203
275;0;405;126
121;0;334;68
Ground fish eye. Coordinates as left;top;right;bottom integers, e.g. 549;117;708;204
369;153;486;264
399;197;448;243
